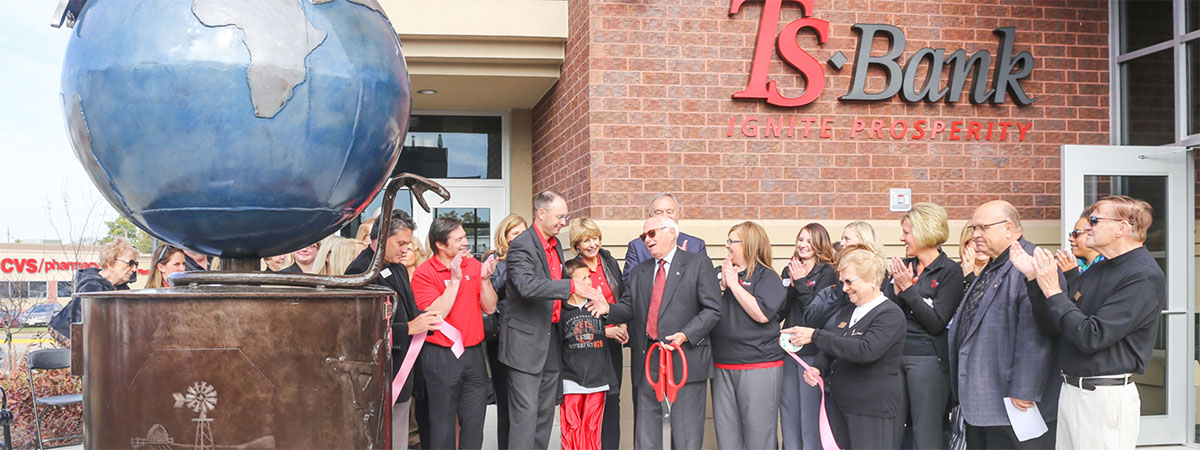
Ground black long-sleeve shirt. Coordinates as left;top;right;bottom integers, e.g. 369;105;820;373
780;263;837;328
883;250;964;363
1027;246;1165;377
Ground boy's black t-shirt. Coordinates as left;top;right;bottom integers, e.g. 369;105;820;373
560;301;614;389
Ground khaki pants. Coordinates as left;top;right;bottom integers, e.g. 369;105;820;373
392;399;411;450
1057;380;1139;450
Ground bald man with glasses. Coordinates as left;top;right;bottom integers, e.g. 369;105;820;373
623;193;708;282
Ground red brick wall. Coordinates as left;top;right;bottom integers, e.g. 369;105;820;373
532;0;594;215
532;0;1110;221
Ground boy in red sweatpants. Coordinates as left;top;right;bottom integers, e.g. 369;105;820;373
559;259;614;450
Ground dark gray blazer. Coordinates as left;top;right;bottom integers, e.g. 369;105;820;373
948;238;1059;427
608;249;722;384
499;227;572;374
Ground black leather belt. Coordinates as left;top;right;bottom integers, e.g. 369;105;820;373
1062;373;1132;391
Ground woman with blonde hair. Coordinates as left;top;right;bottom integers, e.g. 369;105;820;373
785;248;906;449
145;244;186;288
884;202;963;449
329;237;368;275
780;223;839;450
958;225;989;283
840;220;885;257
49;237;139;344
400;237;430;281
711;221;788;449
485;213;527;450
567;217;625;449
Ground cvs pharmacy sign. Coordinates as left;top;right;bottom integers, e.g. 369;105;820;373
729;0;1036;107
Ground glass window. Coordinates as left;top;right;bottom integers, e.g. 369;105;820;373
28;282;46;299
434;208;492;258
397;115;502;180
1190;0;1199;32
9;282;29;299
1190;40;1200;135
1122;48;1176;145
1122;0;1176;53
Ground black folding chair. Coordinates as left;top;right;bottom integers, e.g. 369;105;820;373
26;349;82;450
0;385;13;450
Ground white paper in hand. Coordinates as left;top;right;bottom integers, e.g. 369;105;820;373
1002;397;1048;441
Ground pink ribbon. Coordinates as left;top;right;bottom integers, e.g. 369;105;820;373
391;332;425;406
785;352;842;450
389;321;463;407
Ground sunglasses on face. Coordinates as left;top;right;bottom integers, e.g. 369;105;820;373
119;259;139;268
1088;215;1123;227
839;276;859;286
1069;229;1085;239
640;226;671;241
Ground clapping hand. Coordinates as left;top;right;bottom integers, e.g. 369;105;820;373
889;257;915;292
449;251;465;281
1033;247;1063;298
787;256;813;281
1009;242;1037;280
721;257;739;289
480;253;499;279
1054;248;1078;273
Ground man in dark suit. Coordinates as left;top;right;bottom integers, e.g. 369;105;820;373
501;191;608;449
602;215;722;450
949;200;1059;449
622;193;708;282
345;210;441;450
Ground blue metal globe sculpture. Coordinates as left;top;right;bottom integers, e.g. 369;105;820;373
59;0;410;258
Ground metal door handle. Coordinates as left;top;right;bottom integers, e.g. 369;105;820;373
1161;310;1187;315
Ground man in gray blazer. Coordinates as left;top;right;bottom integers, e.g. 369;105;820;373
622;193;708;282
949;200;1059;449
500;191;607;449
602;215;722;450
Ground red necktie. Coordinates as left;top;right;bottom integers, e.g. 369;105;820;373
646;259;667;340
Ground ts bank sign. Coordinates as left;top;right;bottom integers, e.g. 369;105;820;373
729;0;1036;107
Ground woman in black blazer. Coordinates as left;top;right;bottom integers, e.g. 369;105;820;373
784;249;906;450
568;217;626;450
779;223;838;450
883;202;964;450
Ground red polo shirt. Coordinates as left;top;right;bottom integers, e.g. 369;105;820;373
411;255;485;348
585;259;615;304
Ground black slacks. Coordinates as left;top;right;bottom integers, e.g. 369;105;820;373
485;339;511;449
420;344;488;450
965;421;1056;450
600;337;623;449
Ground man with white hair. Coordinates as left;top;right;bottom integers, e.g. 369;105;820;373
1013;195;1165;450
602;215;721;449
623;193;707;282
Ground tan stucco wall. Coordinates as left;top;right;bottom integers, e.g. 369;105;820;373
509;110;534;218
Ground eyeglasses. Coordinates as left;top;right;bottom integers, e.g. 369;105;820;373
839;276;859;285
556;214;571;222
965;220;1008;234
1069;229;1085;239
652;208;676;216
119;259;139;268
1088;215;1124;227
639;226;672;241
726;239;743;245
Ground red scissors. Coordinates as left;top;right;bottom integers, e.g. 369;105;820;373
644;341;687;450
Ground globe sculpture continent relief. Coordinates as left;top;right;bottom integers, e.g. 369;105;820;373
60;0;411;258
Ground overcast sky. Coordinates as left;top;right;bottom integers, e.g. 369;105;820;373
0;2;119;243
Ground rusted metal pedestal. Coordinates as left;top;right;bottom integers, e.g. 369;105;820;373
76;285;391;449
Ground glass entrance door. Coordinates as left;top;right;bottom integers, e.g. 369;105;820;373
411;183;508;259
1061;145;1194;445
